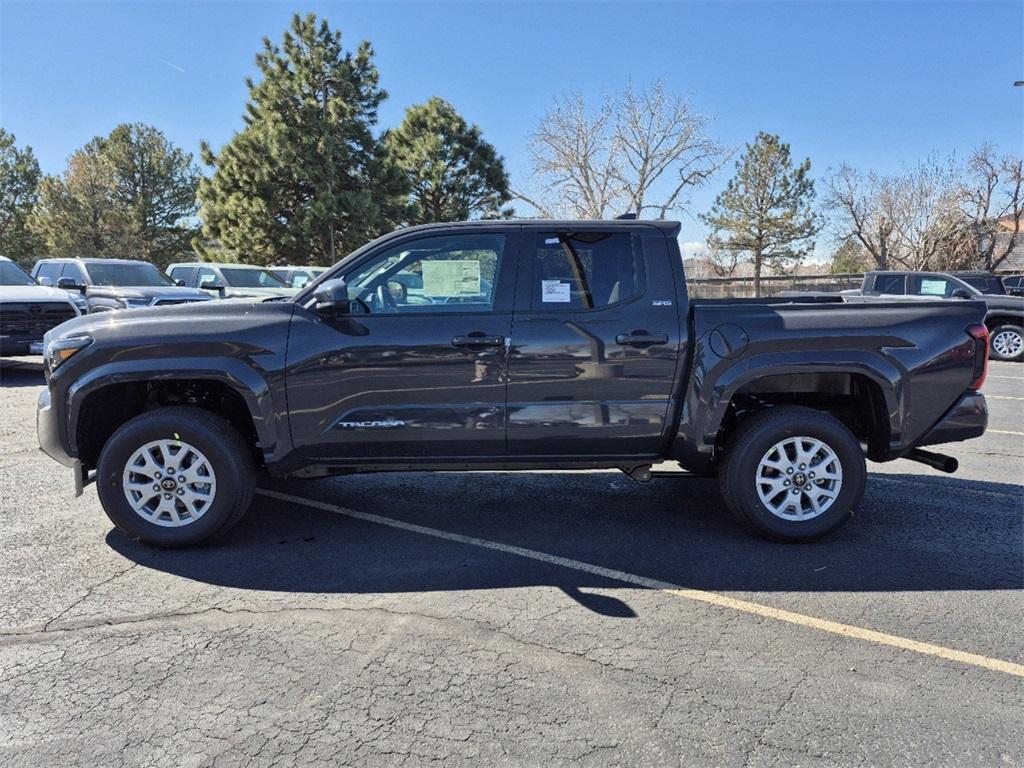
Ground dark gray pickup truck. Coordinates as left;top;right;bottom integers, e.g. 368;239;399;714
37;220;990;547
849;270;1024;361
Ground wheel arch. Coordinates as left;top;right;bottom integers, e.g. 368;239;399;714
68;360;283;469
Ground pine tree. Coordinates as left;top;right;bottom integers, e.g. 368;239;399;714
196;13;409;266
0;129;45;266
701;132;819;296
30;124;198;266
386;97;511;223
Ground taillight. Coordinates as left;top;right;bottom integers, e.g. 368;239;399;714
966;324;989;390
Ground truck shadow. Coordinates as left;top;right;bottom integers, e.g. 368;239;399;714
0;359;45;387
106;470;1023;616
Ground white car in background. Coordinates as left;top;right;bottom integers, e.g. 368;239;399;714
166;262;299;299
269;265;328;289
0;256;85;357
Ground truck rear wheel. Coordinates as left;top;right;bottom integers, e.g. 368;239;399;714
989;324;1024;361
96;406;255;547
719;406;866;542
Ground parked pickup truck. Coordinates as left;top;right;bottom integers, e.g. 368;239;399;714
37;220;990;547
847;270;1024;361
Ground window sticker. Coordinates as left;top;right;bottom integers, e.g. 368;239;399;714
421;260;482;297
919;278;947;296
541;280;571;303
544;237;560;245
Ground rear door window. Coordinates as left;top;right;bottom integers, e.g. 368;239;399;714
872;274;906;295
530;232;643;310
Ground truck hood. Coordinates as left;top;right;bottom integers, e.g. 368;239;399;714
45;296;298;347
85;285;212;302
0;285;75;304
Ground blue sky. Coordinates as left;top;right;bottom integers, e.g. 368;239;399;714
1;1;1022;253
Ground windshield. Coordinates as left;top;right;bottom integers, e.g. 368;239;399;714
222;267;287;288
85;262;173;287
0;260;35;286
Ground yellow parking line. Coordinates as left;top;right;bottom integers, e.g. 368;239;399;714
256;488;1024;679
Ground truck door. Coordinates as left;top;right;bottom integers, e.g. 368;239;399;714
286;228;518;461
506;227;681;457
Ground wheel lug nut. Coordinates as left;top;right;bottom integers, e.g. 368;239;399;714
163;493;171;500
792;488;800;494
153;484;160;491
809;472;815;478
155;472;162;479
178;476;186;483
786;468;794;475
176;489;185;496
799;463;806;470
784;480;790;486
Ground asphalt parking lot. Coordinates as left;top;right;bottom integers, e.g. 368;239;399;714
0;358;1021;767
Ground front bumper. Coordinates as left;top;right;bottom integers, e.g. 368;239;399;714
916;391;988;448
37;386;75;467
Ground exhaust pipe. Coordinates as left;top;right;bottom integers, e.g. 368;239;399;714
905;448;959;474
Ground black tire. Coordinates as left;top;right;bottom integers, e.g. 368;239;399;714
96;406;255;547
718;406;866;542
989;324;1024;362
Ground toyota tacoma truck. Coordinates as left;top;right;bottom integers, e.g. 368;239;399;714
846;270;1024;361
37;220;990;547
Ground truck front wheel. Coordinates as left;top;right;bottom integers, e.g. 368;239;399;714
719;406;866;542
96;406;255;547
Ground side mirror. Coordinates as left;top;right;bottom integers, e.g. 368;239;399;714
200;278;226;297
175;278;186;287
951;288;973;300
37;276;53;287
57;277;86;294
313;278;352;313
1009;287;1024;297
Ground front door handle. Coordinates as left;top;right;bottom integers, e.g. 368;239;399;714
615;332;669;347
452;333;505;348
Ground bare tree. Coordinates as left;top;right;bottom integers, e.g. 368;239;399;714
825;158;966;271
962;144;1023;271
518;80;726;219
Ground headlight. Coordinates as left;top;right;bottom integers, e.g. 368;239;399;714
46;335;93;371
120;298;151;308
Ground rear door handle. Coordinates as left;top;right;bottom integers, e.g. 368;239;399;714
615;332;669;347
452;334;505;348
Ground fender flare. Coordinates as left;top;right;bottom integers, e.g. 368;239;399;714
66;357;286;462
682;349;904;455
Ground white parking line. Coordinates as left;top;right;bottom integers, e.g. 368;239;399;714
257;488;1024;679
988;429;1024;436
986;395;1024;401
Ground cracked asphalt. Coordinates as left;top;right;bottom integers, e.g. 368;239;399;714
0;357;1021;767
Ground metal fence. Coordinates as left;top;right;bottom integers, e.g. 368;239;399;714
686;273;864;298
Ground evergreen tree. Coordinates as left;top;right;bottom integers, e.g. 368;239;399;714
31;124;198;266
0;129;45;266
386;97;511;223
701;132;819;296
196;13;408;266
